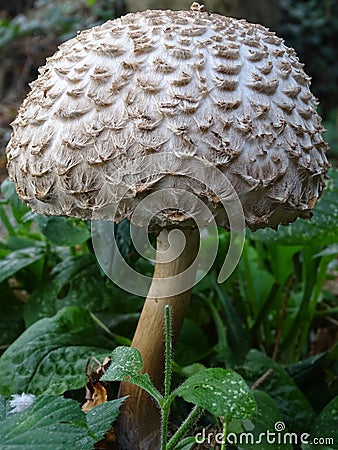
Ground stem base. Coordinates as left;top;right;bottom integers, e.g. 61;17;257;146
117;227;199;450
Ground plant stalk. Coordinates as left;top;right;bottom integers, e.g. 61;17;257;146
161;305;173;449
0;206;16;237
221;419;228;450
117;227;200;450
166;405;203;450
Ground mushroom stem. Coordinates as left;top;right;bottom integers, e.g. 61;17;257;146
118;227;200;450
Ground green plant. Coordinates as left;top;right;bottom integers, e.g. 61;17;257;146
324;109;338;163
207;167;338;365
278;0;338;118
0;171;337;448
0;0;120;50
101;306;256;450
0;393;125;449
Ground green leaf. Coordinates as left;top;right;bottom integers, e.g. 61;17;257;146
239;390;293;449
0;282;25;349
303;396;338;450
0;395;11;421
242;350;315;433
175;319;209;366
0;246;44;284
175;368;256;420
267;245;301;284
239;245;275;316
214;281;250;365
0;235;44;251
250;168;338;246
0;395;125;448
101;346;162;404
313;243;338;258
178;363;206;379
23;253;139;326
0;20;20;49
86;397;126;441
0;395;96;449
114;219;140;265
92;219;141;270
24;254;104;325
173;437;196;450
0;307;113;397
36;215;90;246
287;345;338;383
286;345;338;412
1;178;30;222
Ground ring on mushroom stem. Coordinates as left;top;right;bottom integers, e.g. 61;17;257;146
6;2;329;449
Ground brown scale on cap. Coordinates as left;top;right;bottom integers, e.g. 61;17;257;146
6;4;329;230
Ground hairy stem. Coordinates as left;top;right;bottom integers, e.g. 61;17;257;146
166;405;203;450
117;227;200;450
161;305;173;449
221;419;228;450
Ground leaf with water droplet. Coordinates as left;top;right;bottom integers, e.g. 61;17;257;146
0;395;91;449
101;346;163;404
0;306;112;397
86;397;126;441
0;394;11;421
0;394;125;449
35;215;90;246
240;391;293;449
243;350;315;433
302;396;338;449
174;368;256;419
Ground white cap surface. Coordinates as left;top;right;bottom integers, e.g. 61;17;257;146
6;6;330;230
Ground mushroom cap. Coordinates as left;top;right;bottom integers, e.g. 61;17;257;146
6;6;330;230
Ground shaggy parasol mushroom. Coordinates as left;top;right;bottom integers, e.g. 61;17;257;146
6;2;329;449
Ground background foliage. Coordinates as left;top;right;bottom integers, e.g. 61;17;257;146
0;168;337;447
0;0;337;448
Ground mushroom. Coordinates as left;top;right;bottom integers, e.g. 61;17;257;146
6;2;329;449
